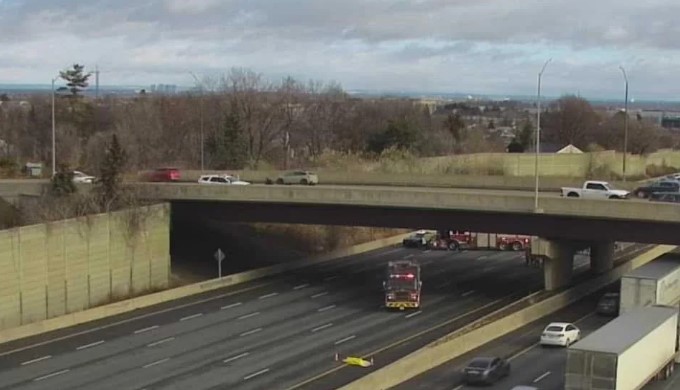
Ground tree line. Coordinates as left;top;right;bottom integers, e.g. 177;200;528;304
0;65;675;175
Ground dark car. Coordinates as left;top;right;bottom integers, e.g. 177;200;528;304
402;230;434;248
633;180;680;199
596;292;620;316
649;192;680;203
462;357;510;385
149;167;180;182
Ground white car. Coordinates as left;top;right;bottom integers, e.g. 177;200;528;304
197;174;250;185
72;171;96;184
540;322;581;347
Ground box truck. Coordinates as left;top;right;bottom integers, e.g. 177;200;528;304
565;305;678;390
620;256;680;314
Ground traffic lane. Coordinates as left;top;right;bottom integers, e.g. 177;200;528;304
0;249;513;389
0;245;409;366
392;292;610;390
484;313;612;390
249;252;546;390
643;367;680;390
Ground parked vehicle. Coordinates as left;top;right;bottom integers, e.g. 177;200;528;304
560;180;629;199
402;230;435;248
497;234;531;251
149;167;180;182
633;180;680;198
596;292;620;316
383;260;422;310
565;306;679;390
72;170;96;184
197;174;250;185
619;255;680;316
268;170;318;185
461;357;510;385
428;230;474;250
649;192;680;203
540;322;581;347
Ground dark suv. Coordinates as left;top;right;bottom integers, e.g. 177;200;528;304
633;180;679;199
596;292;620;316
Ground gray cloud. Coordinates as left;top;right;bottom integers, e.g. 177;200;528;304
0;0;679;99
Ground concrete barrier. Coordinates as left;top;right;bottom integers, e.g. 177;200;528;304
339;244;677;390
0;231;411;345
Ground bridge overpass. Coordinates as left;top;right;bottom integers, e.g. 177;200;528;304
132;183;680;291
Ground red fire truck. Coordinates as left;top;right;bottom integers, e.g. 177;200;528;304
496;234;531;251
383;260;422;310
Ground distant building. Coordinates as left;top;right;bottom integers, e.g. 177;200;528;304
525;143;583;154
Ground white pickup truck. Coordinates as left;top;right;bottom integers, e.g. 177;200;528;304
560;180;630;199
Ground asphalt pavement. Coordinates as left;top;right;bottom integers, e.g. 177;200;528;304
0;246;589;390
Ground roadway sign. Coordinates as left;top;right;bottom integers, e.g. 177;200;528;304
215;248;225;278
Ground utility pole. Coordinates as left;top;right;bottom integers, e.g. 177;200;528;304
534;58;552;211
51;76;58;176
619;66;629;182
95;65;100;100
189;72;205;171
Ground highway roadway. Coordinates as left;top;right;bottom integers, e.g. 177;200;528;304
394;287;674;390
0;246;590;390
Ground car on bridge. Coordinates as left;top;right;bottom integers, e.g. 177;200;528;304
148;167;180;182
632;179;680;198
197;174;250;185
561;180;629;199
267;170;319;185
461;356;510;385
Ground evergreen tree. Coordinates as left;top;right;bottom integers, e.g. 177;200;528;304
59;64;91;97
205;112;248;169
98;134;127;205
50;164;77;196
516;121;534;150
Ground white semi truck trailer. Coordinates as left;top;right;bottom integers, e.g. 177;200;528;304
565;305;679;390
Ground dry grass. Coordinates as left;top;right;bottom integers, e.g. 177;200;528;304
249;223;408;254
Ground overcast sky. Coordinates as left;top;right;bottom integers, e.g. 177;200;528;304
1;0;678;99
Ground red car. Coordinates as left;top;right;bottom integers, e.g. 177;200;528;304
149;167;180;182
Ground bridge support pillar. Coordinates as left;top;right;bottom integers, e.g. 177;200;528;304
590;241;615;274
532;238;576;291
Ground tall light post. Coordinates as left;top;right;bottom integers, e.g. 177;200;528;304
189;72;205;171
534;58;552;211
619;66;629;182
51;76;58;176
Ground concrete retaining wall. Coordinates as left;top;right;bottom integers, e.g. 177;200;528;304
0;231;411;345
0;204;170;331
339;244;677;390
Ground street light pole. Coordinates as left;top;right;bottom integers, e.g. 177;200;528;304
619;66;629;182
51;76;57;176
189;72;205;171
534;58;552;211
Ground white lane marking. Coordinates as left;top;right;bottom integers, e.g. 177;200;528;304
180;313;203;321
318;305;336;312
244;368;270;381
405;254;415;259
224;352;249;363
533;371;551;383
324;276;339;281
462;290;475;297
450;385;463;390
240;328;263;337
334;335;356;345
436;281;451;289
238;312;260;320
311;323;334;332
420;260;433;265
33;369;69;382
478;255;488;260
142;358;170;368
76;340;104;350
311;292;328;298
405;311;422;319
293;284;309;290
424;250;431;253
134;325;159;334
259;292;279;299
0;282;275;358
21;355;51;365
147;337;175;347
221;302;242;310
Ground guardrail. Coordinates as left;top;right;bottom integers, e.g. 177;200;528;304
338;244;677;390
